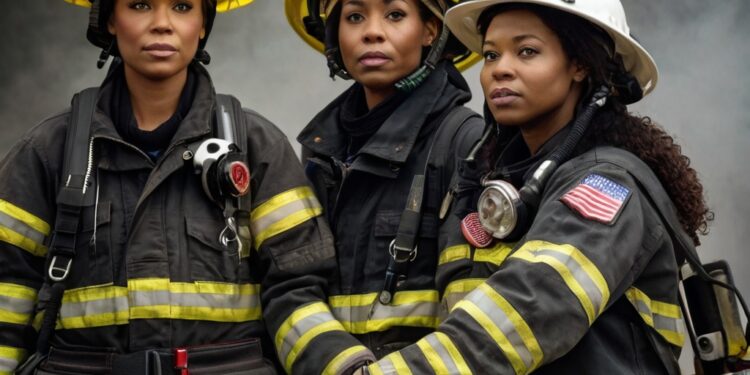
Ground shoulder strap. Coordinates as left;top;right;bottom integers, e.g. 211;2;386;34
215;94;247;154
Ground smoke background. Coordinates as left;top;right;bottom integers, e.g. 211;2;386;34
1;0;747;371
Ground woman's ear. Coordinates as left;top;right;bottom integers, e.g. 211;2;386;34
107;17;116;35
423;17;439;47
200;27;206;40
572;62;588;83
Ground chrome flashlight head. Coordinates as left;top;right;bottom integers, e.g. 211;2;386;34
477;179;524;239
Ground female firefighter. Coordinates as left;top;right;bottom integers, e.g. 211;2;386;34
282;0;485;371
356;0;714;374
0;0;366;374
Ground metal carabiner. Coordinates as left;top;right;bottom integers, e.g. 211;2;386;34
219;216;243;263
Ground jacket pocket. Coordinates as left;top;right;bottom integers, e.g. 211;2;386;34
185;215;241;282
77;201;113;286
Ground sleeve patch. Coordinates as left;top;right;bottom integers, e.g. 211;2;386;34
559;174;631;224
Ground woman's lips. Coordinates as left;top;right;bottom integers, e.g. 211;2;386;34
144;43;177;58
359;51;390;67
489;87;520;106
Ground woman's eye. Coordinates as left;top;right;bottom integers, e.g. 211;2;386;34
386;11;405;21
130;2;150;10
519;47;538;57
483;51;499;61
345;13;364;23
174;3;193;12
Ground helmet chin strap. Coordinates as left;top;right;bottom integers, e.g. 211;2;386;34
394;23;450;92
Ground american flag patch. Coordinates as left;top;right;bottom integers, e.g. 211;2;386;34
560;174;631;224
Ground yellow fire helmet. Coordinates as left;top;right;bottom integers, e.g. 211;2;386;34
65;0;254;66
285;0;481;90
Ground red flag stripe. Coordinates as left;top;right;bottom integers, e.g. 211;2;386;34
561;194;616;218
573;185;621;209
561;195;617;222
564;189;619;215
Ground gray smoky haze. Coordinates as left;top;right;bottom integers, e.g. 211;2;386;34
1;0;748;369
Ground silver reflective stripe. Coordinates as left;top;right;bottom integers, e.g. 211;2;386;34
0;211;45;245
654;314;683;334
425;334;459;374
0;295;34;315
466;288;535;371
0;356;18;372
443;291;470;314
251;195;322;235
60;295;129;318
534;249;604;313
278;311;334;365
377;357;396;374
130;290;259;309
332;301;438;323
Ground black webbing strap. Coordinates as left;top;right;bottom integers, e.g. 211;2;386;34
379;106;479;304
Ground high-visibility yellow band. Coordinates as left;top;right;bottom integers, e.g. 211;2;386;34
368;363;386;375
0;310;32;326
443;278;485;313
478;284;542;370
438;244;471;265
342;316;439;334
0;227;47;257
251;187;322;248
329;290;438;307
474;242;514;265
275;302;331;351
0;199;50;236
0;283;37;301
417;339;451;374
322;345;372;375
456;300;525;374
129;305;261;322
434;332;472;374
387;352;413;375
285;320;345;373
65;0;255;12
625;287;685;347
0;345;26;374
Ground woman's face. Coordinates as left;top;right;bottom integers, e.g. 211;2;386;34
338;0;438;92
108;0;205;81
480;9;585;133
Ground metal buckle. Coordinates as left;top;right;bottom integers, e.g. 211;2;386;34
388;239;417;263
48;256;72;282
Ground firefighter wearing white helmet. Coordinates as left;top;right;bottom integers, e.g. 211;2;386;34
0;1;356;374
356;0;714;374
282;0;488;373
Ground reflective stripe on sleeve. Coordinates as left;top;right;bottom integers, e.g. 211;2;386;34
250;187;323;248
510;240;610;325
625;287;685;347
455;283;543;374
0;283;37;325
49;279;260;329
275;301;348;374
370;352;413;375
442;279;484;314
322;345;373;375
438;244;471;266
0;345;26;374
474;242;514;265
328;290;440;334
416;332;472;374
0;199;50;257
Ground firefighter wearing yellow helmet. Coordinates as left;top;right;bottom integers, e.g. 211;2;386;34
0;1;361;374
354;0;716;374
281;0;486;373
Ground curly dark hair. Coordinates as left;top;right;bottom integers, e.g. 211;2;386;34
478;3;713;245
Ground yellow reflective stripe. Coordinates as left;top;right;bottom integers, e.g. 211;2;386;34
371;352;412;375
285;320;344;372
275;302;330;352
0;345;26;373
511;240;610;325
0;199;50;236
0;226;47;257
443;278;485;313
438;244;471;265
417;339;451;374
54;279;260;329
329;291;440;334
0;283;37;324
624;287;685;347
477;284;543;370
322;345;371;375
474;242;514;265
434;332;472;374
388;352;413;375
455;300;525;374
251;187;322;248
368;363;386;375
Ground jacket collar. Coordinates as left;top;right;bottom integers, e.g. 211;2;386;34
299;61;469;171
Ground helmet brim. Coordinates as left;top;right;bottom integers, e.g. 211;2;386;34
445;0;658;95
